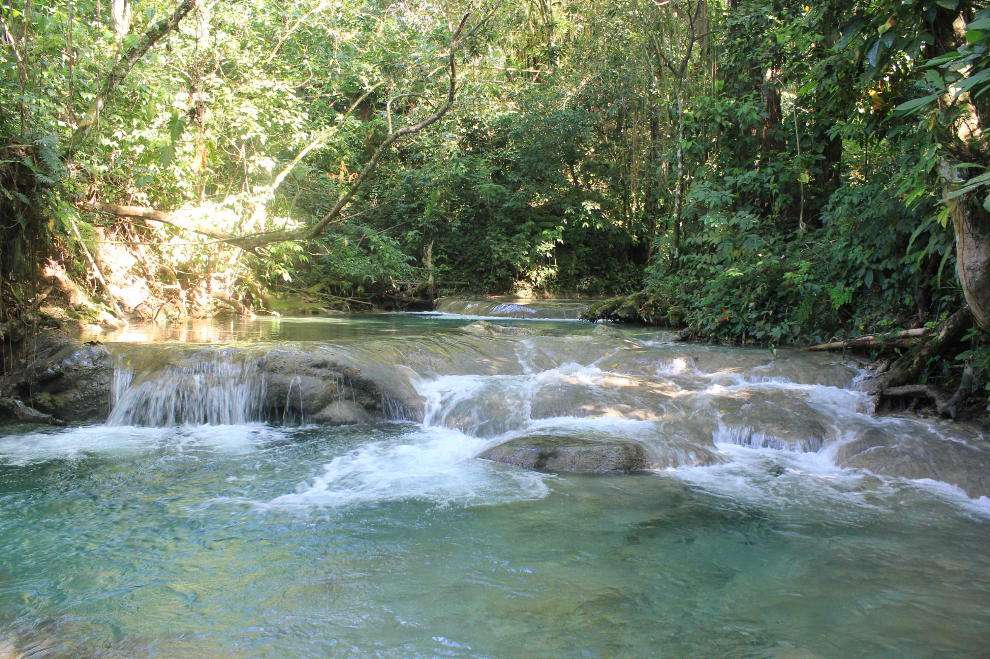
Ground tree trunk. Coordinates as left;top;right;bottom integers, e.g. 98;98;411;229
646;113;660;259
111;0;131;39
425;239;435;300
946;176;990;333
672;89;684;270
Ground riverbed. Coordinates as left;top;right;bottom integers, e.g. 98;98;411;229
1;304;988;657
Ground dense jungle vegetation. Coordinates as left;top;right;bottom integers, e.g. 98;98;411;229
1;0;988;410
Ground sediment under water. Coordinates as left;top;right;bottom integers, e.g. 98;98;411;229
0;309;988;657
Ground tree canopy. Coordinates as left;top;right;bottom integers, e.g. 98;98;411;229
1;0;988;406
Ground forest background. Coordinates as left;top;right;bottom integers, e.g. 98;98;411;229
1;0;988;410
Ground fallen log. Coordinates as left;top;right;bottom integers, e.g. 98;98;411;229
804;328;930;352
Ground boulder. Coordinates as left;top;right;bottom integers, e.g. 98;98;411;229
478;434;651;473
312;400;375;425
1;339;112;422
260;347;424;423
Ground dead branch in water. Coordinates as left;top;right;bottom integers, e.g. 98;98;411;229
803;328;930;352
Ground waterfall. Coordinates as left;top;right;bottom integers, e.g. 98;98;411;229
108;355;267;427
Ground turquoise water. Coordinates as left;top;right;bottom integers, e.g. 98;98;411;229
84;312;592;344
3;313;990;657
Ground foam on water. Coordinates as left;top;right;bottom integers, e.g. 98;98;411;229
263;426;551;509
670;442;894;517
0;425;167;464
0;423;284;464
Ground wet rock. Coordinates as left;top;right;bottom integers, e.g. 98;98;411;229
260;347;424;423
0;397;65;426
460;321;537;337
716;399;832;452
591;324;626;339
478;435;651;473
312;400;375;425
1;340;112;422
835;426;990;498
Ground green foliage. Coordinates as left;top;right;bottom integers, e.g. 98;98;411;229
1;0;986;418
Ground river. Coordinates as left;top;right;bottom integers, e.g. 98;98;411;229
0;302;988;657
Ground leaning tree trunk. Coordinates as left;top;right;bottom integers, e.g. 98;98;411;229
948;188;990;333
874;6;990;399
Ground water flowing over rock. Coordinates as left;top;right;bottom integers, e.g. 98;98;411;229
832;424;990;498
4;316;988;499
433;298;589;319
108;345;426;426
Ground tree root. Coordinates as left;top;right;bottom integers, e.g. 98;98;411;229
868;305;977;420
875;366;973;420
873;306;973;390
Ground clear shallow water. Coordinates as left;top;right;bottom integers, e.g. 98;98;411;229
84;311;595;344
4;312;990;657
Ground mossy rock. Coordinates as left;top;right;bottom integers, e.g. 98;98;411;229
581;291;687;327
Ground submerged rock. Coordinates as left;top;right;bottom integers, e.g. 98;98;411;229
478;435;651;473
591;323;626;339
834;426;990;498
459;320;538;337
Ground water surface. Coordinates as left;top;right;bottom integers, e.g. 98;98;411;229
2;311;989;657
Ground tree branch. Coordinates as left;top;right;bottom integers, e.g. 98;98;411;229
84;10;471;254
220;10;472;251
69;0;197;153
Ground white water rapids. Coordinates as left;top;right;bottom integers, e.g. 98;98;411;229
9;315;986;510
2;313;990;658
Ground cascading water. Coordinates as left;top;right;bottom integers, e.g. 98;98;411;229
2;313;990;657
108;354;268;427
431;297;589;319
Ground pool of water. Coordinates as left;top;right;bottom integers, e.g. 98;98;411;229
2;312;989;657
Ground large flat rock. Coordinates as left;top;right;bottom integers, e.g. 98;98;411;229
478;434;650;473
834;426;990;498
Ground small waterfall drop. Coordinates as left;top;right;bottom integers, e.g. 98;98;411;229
108;355;267;427
432;298;588;319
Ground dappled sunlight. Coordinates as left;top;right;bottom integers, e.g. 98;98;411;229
1;0;988;655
